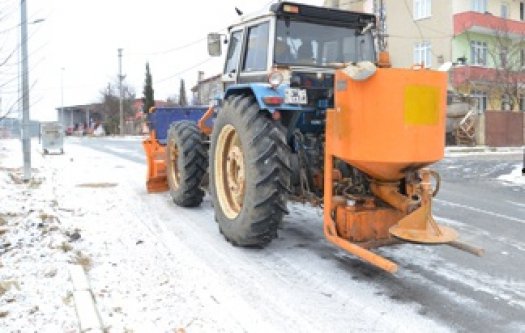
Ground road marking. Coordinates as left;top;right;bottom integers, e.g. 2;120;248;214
436;215;525;252
434;198;525;224
507;200;525;209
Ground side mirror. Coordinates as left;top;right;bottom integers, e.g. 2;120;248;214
207;33;222;57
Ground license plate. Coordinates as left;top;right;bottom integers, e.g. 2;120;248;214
285;88;308;104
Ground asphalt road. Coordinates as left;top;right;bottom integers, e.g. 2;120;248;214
73;136;524;333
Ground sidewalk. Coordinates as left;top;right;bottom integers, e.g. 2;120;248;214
445;145;524;156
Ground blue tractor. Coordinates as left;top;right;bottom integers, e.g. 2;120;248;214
157;2;482;273
163;2;377;246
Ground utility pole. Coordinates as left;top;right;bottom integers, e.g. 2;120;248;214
20;0;31;181
60;67;64;127
376;0;387;52
118;48;124;136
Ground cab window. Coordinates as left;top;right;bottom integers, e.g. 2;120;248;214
242;22;269;72
224;30;243;74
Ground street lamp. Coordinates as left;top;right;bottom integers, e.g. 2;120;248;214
20;0;45;182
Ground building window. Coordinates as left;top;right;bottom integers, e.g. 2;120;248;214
472;0;487;13
414;41;432;67
413;0;431;19
470;40;488;66
471;91;487;112
501;3;509;18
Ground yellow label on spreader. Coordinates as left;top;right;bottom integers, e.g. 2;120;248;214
404;85;440;125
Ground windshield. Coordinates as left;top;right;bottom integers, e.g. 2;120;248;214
274;18;376;67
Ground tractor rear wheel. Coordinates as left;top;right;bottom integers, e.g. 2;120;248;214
210;95;291;247
166;121;207;207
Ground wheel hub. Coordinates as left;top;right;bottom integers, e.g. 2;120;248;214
215;125;246;219
226;145;245;205
168;141;180;188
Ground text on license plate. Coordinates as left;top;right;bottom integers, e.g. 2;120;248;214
285;88;308;104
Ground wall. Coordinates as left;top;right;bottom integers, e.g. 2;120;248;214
452;31;524;111
325;0;372;11
485;110;524;146
385;0;454;69
453;0;525;21
451;32;506;67
195;76;222;105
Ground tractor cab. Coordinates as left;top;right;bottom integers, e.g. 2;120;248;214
208;2;377;112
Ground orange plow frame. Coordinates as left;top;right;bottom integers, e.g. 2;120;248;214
323;155;399;273
323;150;484;274
143;106;214;193
143;129;169;193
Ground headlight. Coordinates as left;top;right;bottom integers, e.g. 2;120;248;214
268;71;284;89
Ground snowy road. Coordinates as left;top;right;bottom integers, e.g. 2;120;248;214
77;137;525;332
1;137;524;332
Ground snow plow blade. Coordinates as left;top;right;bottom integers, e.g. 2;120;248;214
143;132;168;193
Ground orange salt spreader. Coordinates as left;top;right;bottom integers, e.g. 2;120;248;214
323;68;483;273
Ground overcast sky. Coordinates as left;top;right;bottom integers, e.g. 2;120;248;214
0;0;322;121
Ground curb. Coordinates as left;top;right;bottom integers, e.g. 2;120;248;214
445;146;524;154
69;264;104;333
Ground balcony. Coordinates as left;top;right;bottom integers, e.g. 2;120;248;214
451;66;525;87
454;11;525;38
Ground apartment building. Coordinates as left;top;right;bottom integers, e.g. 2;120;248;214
326;0;525;114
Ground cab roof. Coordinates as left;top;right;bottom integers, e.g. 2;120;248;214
228;1;376;31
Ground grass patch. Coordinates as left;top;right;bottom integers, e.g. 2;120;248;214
7;172;43;187
0;280;20;296
39;213;56;222
62;291;73;306
72;251;92;270
58;241;73;252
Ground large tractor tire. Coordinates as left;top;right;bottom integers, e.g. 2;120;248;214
166;121;208;207
210;95;291;247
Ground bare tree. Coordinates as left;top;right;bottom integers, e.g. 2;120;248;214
488;30;524;111
165;94;179;106
456;25;525;111
99;81;136;135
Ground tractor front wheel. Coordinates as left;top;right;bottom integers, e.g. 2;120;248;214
166;121;207;207
210;95;291;247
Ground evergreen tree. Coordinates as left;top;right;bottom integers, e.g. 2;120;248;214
179;79;187;106
142;62;155;113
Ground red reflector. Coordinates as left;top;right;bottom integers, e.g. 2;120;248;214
283;5;299;14
263;96;283;105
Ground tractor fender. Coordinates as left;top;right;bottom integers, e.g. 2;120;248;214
224;83;318;113
224;83;281;113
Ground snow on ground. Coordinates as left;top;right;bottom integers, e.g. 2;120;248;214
0;138;245;332
498;164;525;186
0;140;78;332
0;137;463;332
